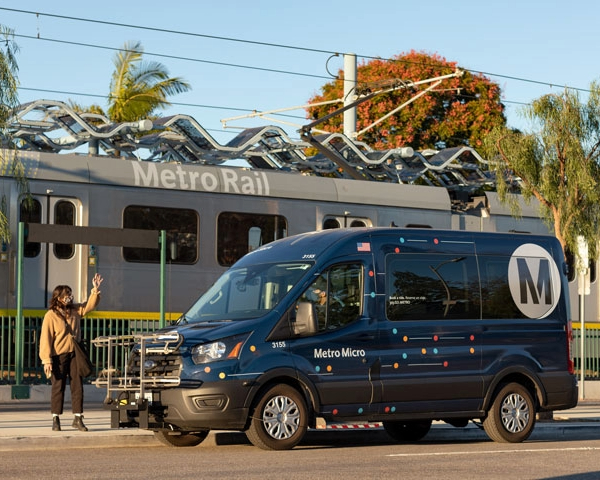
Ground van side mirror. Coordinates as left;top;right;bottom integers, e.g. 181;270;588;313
294;302;318;336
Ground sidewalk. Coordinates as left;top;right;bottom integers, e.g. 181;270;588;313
0;388;599;451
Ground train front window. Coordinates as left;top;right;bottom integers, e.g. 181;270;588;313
123;205;198;264
182;262;312;323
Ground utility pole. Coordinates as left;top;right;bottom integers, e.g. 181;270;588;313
343;53;357;139
577;236;590;400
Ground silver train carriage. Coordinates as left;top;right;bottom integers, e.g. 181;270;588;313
0;149;594;324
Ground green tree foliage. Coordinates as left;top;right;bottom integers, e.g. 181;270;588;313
483;85;600;258
306;50;506;150
107;41;191;122
73;41;191;123
0;26;19;129
0;25;29;243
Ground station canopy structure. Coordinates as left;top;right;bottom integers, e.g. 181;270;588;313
3;99;501;201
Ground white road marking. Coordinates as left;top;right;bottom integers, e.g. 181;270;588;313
387;446;600;457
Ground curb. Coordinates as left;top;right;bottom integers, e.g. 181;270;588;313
0;420;599;452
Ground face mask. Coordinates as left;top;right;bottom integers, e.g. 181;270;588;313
61;294;73;306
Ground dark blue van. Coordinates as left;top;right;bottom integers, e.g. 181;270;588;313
97;228;578;450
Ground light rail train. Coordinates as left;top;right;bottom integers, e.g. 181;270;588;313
0;100;596;326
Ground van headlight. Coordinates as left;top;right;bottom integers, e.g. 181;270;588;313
191;334;249;365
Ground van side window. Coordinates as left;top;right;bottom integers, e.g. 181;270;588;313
295;263;362;334
479;256;527;319
386;254;480;321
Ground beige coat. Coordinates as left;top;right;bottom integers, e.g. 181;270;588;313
39;290;100;365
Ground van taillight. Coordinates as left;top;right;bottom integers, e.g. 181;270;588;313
566;320;575;375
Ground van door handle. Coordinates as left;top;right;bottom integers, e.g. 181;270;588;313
357;333;375;341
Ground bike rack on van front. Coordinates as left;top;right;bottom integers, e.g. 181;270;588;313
92;332;183;429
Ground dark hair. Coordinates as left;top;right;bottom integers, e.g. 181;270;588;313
50;285;72;311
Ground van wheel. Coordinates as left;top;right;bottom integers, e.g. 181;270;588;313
483;383;536;443
153;430;209;447
246;384;308;450
383;420;432;442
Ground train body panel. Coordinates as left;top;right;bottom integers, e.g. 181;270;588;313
0;149;596;320
1;151;455;313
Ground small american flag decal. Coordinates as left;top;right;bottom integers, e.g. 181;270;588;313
357;242;371;252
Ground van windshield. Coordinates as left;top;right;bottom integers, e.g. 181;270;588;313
182;262;313;323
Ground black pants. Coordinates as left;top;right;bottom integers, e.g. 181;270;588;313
50;352;83;415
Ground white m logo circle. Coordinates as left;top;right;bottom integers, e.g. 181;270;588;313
508;243;561;319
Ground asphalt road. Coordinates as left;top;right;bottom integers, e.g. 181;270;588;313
3;426;600;480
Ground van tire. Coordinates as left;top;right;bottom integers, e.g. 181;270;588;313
153;430;209;447
246;384;308;450
483;382;536;443
383;419;432;442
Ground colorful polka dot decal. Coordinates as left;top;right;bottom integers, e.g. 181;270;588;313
387;332;478;370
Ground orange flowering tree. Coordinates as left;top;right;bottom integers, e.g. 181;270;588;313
306;50;506;150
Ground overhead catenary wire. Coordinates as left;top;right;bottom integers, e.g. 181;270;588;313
0;5;588;138
1;6;591;96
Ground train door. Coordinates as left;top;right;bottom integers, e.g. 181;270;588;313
19;195;85;309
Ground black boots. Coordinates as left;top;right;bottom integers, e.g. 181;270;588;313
52;415;88;431
72;415;88;431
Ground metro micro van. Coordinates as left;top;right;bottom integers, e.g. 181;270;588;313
94;228;578;450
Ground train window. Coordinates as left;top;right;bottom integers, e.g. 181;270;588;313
323;216;371;229
123;206;198;264
20;198;41;258
565;248;597;284
217;212;287;267
54;200;75;259
323;218;340;229
349;220;366;227
565;250;575;282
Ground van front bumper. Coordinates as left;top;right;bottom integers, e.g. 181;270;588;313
156;380;252;431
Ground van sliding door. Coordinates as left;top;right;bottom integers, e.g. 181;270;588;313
379;251;484;412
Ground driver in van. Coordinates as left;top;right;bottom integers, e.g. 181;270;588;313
306;287;327;305
298;276;328;331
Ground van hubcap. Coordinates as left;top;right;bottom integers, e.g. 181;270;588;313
500;393;530;433
262;395;300;440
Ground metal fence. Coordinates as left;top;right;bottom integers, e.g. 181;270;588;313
1;312;162;384
2;315;600;384
573;324;600;379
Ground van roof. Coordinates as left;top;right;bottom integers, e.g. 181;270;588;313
235;227;561;267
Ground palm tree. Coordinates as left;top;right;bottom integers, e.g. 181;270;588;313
71;41;191;123
0;25;19;132
107;41;191;122
0;25;30;243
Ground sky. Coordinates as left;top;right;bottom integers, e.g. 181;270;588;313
2;1;599;147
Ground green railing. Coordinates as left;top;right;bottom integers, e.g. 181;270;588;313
2;314;600;384
573;324;600;379
0;311;172;385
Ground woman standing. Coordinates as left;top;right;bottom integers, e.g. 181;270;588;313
39;273;103;431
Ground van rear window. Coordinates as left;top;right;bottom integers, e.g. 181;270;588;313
479;256;528;319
